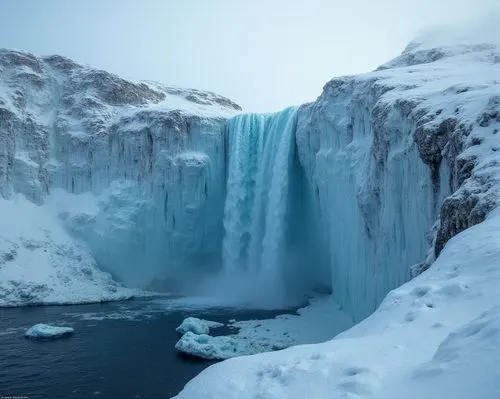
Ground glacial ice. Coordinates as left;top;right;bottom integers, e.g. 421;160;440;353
25;324;74;339
176;317;224;335
296;94;452;321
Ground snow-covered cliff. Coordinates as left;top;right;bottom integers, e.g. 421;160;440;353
0;49;241;305
296;31;499;321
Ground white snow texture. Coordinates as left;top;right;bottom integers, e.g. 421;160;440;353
25;323;74;339
176;317;224;335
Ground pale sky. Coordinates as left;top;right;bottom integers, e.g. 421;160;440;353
0;0;497;111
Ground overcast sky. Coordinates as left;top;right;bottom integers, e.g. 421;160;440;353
0;0;497;111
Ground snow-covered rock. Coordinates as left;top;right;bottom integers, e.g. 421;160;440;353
175;297;353;360
176;317;224;335
0;49;241;305
175;332;250;360
25;323;74;339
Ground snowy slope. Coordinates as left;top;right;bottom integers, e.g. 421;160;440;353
0;49;241;305
175;210;500;399
0;195;136;306
174;22;500;399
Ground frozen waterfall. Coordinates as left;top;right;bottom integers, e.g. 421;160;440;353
219;107;325;307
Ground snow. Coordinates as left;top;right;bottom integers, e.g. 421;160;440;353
176;296;353;360
0;49;241;304
228;296;353;351
0;195;138;306
142;82;241;119
176;317;224;335
295;19;500;321
25;323;74;339
175;332;251;360
174;208;500;399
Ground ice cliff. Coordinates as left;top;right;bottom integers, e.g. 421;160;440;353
0;49;241;304
296;33;500;320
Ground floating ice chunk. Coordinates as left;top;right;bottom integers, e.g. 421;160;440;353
176;317;224;335
175;332;250;360
25;323;74;339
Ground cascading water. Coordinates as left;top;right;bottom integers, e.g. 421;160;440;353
219;107;322;307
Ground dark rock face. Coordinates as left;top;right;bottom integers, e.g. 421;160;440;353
435;187;495;256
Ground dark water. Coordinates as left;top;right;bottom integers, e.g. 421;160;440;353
0;297;286;399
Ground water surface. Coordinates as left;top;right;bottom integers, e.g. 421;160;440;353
0;297;285;399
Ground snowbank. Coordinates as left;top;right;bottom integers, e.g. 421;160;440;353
174;208;500;398
176;317;224;335
25;324;74;339
0;195;137;306
229;296;353;351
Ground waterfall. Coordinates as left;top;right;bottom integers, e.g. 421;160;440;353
221;107;304;306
